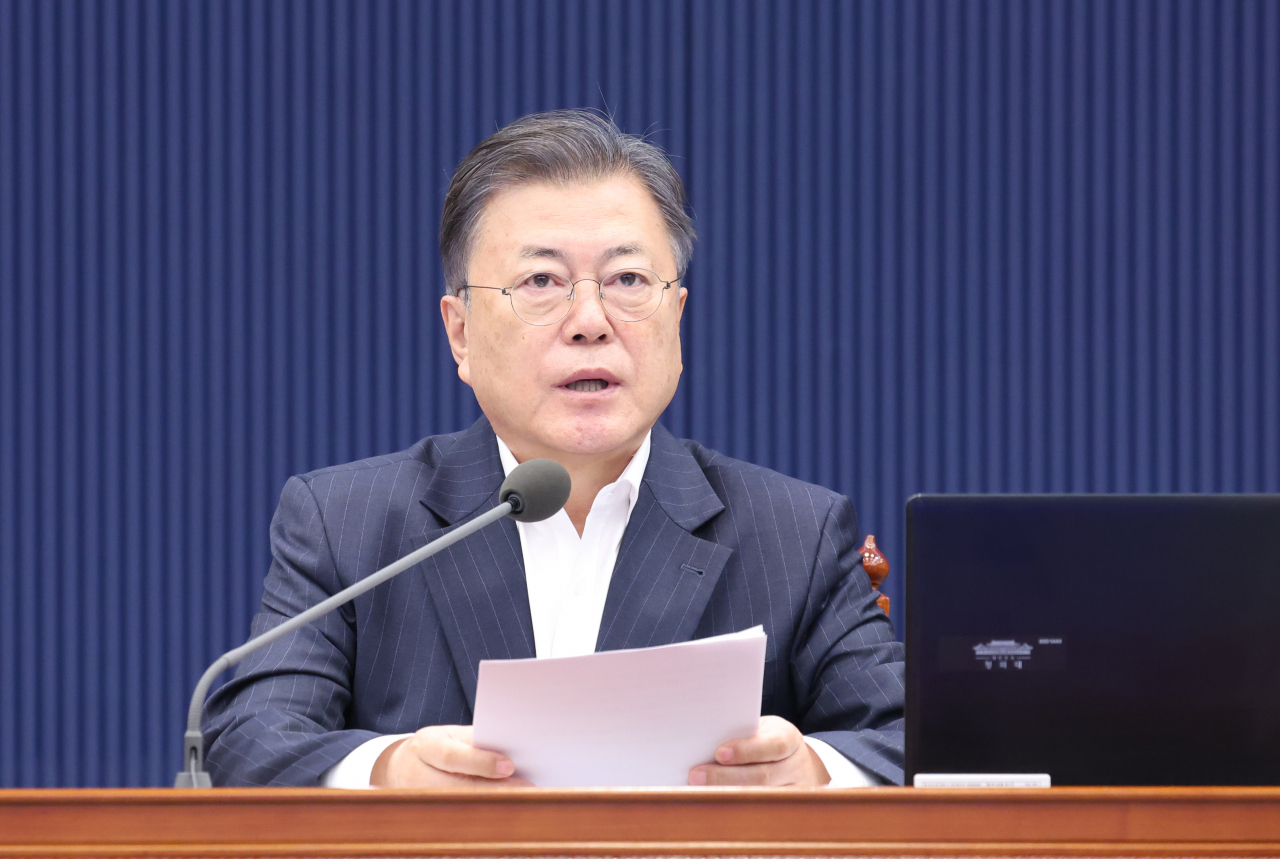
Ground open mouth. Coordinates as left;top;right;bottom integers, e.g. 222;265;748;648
564;379;609;393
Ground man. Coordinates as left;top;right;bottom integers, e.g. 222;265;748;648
204;109;905;787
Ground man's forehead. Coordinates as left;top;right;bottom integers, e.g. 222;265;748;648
469;177;676;275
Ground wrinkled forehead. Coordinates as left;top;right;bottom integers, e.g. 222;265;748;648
513;241;658;272
469;176;676;275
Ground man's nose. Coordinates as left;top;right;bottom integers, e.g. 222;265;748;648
561;281;613;342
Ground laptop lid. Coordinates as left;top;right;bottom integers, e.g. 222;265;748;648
905;494;1280;785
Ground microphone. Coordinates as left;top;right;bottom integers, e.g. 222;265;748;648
176;457;572;787
501;456;572;522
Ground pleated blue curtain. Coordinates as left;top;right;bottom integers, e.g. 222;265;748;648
1;0;1277;787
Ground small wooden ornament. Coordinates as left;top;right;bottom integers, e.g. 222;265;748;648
859;534;891;616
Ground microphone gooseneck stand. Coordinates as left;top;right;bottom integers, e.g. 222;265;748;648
176;458;571;788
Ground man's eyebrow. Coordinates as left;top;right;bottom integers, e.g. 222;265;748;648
601;243;647;261
516;244;649;264
518;246;567;261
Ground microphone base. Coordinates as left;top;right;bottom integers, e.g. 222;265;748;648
174;770;212;788
175;728;212;787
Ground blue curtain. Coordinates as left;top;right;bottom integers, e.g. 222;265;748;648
1;0;1277;787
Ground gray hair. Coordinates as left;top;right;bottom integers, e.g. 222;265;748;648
439;109;696;296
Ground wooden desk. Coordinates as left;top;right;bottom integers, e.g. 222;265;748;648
2;787;1278;857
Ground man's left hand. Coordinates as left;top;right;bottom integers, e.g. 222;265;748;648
687;715;831;786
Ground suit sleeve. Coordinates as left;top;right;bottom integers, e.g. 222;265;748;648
791;494;906;785
202;475;382;786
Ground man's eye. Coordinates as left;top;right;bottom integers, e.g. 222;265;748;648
526;273;560;289
608;270;650;288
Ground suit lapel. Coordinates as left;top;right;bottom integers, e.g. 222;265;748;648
409;417;535;711
408;418;732;703
596;424;733;652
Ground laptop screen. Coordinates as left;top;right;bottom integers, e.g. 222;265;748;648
905;494;1280;785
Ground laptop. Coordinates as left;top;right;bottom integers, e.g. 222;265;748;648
905;494;1280;786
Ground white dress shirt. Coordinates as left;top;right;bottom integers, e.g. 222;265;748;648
322;431;877;788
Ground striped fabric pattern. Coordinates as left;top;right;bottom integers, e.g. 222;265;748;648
4;0;1277;788
203;417;905;786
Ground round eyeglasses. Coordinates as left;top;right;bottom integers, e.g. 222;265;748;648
462;269;679;326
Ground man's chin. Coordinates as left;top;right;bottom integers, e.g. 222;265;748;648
533;416;648;459
550;431;641;458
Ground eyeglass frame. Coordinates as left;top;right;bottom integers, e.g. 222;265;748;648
460;268;683;326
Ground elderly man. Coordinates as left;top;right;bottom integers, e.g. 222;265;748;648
204;109;905;788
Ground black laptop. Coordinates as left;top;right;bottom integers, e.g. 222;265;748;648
905;494;1280;785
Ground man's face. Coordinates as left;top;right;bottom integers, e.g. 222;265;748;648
440;175;687;464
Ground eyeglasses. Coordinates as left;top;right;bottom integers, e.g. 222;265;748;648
462;268;679;326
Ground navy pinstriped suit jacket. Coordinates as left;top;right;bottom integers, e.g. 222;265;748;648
203;417;906;785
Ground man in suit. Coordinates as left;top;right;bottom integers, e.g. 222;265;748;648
204;109;905;787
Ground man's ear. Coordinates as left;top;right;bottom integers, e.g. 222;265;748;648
440;293;472;385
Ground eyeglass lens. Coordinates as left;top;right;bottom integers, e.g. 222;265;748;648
509;269;667;325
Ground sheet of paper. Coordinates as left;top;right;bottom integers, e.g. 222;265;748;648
472;627;766;787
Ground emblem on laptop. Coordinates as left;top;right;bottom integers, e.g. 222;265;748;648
938;636;1065;672
973;639;1033;669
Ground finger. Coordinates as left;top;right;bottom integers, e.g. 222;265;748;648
420;772;536;788
714;715;801;766
690;761;794;786
411;729;516;779
691;742;830;788
394;765;531;789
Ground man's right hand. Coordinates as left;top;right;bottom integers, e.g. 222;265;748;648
370;725;532;787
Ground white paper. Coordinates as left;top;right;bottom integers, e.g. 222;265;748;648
472;627;766;787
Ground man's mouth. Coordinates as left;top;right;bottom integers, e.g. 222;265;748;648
564;379;609;393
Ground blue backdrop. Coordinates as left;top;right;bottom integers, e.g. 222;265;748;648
1;0;1277;788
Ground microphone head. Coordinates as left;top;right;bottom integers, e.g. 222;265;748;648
499;458;572;523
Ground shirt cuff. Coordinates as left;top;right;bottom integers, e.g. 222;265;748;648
321;734;413;789
804;736;881;787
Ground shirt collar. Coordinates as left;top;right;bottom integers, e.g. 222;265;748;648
494;430;652;519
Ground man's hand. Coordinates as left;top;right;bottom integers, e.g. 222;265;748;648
687;716;831;786
370;725;533;787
